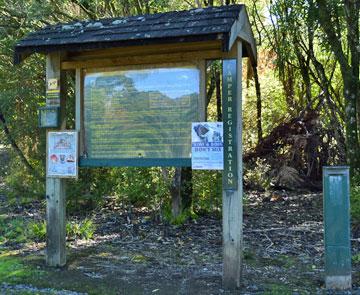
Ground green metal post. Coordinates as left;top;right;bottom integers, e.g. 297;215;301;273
323;166;352;289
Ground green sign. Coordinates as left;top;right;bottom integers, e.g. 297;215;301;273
83;66;200;165
38;106;60;128
222;59;238;190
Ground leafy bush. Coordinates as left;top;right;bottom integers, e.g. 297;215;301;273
243;158;271;190
192;170;222;214
112;167;169;209
4;156;45;203
28;221;46;242
66;218;96;240
66;168;116;213
0;217;27;244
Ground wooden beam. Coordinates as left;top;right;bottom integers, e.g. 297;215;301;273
75;68;85;156
199;59;206;122
222;40;243;289
46;52;67;267
68;41;222;61
62;49;236;70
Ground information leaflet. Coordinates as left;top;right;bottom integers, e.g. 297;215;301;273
47;131;78;178
191;122;223;170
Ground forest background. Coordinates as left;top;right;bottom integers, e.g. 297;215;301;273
0;0;359;228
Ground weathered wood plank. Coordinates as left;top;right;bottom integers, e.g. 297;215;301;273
222;40;243;289
62;49;236;70
68;41;222;61
46;177;66;266
75;68;85;156
199;59;206;122
46;52;67;267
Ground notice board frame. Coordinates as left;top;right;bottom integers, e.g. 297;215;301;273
76;61;206;168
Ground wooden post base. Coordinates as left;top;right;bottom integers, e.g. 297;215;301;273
326;275;352;290
46;177;66;267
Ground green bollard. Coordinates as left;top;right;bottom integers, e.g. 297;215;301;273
323;166;352;290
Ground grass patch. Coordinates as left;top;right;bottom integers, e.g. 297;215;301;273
0;217;28;245
0;254;44;284
263;284;293;295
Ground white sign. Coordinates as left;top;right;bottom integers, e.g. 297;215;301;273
47;131;78;178
191;122;223;170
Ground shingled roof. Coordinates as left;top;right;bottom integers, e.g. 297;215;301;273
14;5;256;65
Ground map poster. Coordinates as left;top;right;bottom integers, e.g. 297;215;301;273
191;122;224;170
47;131;78;178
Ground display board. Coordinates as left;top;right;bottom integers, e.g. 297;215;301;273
47;131;78;178
191;122;223;170
83;65;200;160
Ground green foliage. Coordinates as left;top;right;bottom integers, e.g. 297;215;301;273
243;158;271;190
0;254;44;284
0;216;27;244
353;253;360;265
162;204;198;225
66;168;115;213
112;167;169;208
350;174;360;224
66;218;96;240
4;156;44;202
28;221;46;242
1;215;96;244
243;67;286;149
192;170;222;214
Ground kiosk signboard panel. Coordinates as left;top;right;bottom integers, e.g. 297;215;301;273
83;65;200;163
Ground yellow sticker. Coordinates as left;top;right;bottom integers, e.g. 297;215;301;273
47;78;59;90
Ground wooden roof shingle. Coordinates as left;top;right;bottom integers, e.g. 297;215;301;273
14;5;257;65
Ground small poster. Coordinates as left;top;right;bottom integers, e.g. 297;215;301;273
47;131;78;178
191;122;223;170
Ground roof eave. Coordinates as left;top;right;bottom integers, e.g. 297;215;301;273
14;32;227;65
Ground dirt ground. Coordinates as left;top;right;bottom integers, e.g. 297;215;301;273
0;189;359;295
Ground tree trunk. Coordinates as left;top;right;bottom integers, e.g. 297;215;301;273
316;0;360;173
253;66;262;143
170;167;193;219
215;68;222;121
180;167;192;211
170;168;181;218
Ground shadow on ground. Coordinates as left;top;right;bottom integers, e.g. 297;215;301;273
0;191;359;294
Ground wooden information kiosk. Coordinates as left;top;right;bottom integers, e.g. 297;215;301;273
14;5;257;289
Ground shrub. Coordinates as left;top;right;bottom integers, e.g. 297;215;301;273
0;217;27;244
28;221;46;242
66;218;96;240
192;170;222;214
243;158;271;190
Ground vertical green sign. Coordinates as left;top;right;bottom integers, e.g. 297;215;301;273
323;166;351;283
222;59;238;190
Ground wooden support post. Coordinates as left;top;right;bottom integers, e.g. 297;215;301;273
46;52;67;267
222;40;243;289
